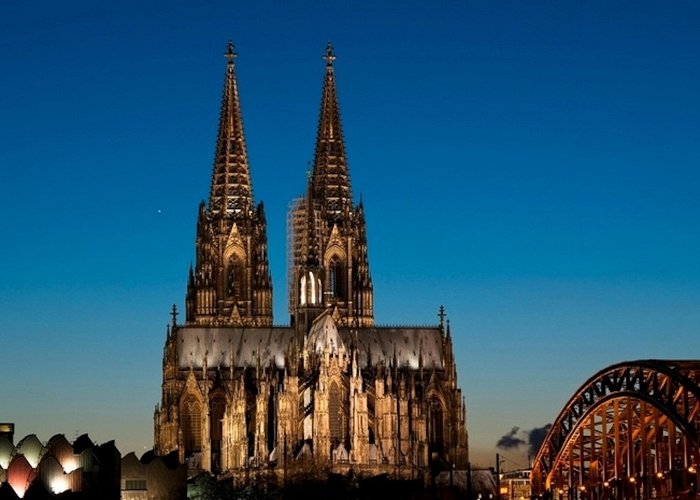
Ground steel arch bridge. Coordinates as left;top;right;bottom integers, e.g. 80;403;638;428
531;360;700;500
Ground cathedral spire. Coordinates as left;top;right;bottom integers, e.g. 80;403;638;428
187;42;273;327
312;42;351;217
289;43;373;328
209;41;253;216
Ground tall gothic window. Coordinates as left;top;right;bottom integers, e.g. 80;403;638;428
300;271;323;306
245;372;257;459
308;271;316;304
329;381;342;447
428;397;444;455
181;396;202;455
300;275;307;306
328;257;344;300
210;392;226;453
227;255;244;299
267;390;276;454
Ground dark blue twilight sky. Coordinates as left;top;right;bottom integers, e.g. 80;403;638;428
1;1;698;467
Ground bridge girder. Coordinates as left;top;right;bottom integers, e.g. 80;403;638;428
531;360;700;498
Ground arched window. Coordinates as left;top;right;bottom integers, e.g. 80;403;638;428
300;271;320;306
428;397;444;455
267;390;276;454
226;255;245;299
244;373;257;459
329;381;342;447
210;393;226;453
300;275;307;306
181;396;202;455
328;257;344;300
309;271;316;304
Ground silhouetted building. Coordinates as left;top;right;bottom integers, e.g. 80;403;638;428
0;432;119;499
121;451;186;500
0;428;187;500
154;42;468;481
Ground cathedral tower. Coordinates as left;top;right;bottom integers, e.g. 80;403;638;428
289;44;374;329
185;42;273;326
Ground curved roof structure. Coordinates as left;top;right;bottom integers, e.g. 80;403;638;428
0;432;124;495
7;454;35;498
0;436;13;469
45;434;76;473
15;435;43;469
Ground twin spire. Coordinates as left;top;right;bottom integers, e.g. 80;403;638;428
209;41;352;219
311;43;352;217
197;41;372;327
209;41;253;216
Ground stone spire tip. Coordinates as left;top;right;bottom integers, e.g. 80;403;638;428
324;42;336;68
225;40;237;66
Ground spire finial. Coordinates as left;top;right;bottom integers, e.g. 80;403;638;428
171;304;178;327
225;40;237;67
324;42;336;68
438;305;446;329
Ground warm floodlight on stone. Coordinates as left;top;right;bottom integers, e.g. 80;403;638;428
154;43;469;485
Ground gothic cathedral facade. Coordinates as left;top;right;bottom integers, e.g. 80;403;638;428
154;43;468;478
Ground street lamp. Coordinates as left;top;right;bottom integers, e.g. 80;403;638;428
689;465;697;496
628;476;641;500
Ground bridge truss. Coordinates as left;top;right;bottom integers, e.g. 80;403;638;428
531;360;700;499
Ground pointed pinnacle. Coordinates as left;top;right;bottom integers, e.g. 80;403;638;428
324;42;336;68
210;40;253;215
225;40;237;66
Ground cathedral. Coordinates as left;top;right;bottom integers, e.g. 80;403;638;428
154;42;468;480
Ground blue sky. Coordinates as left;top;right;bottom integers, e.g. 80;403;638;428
1;0;699;467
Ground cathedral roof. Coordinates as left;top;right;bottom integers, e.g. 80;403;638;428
340;326;444;370
176;326;294;370
174;322;444;371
